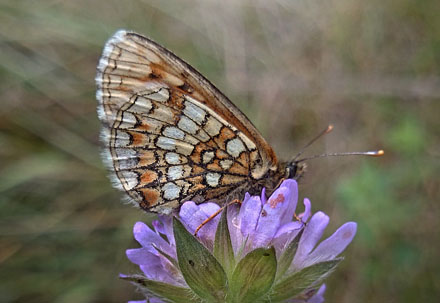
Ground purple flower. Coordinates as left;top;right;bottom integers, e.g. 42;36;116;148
123;180;357;303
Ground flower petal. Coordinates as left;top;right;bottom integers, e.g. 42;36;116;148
299;198;312;222
251;182;297;249
126;248;180;285
272;221;304;252
304;222;357;267
226;202;242;253
292;211;329;269
274;221;303;239
260;187;267;205
132;251;181;285
157;215;175;246
277;179;298;225
238;194;262;239
126;248;155;265
139;262;184;286
133;222;175;258
152;220;163;234
179;201;220;245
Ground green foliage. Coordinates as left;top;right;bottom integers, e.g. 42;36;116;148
269;259;341;301
213;208;236;277
389;116;427;156
173;218;228;302
121;275;198;303
228;247;277;303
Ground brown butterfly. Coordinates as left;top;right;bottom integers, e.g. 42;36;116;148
96;30;381;215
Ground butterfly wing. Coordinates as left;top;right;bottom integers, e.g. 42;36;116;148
96;30;277;214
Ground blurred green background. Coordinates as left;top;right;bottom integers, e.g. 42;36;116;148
0;0;439;302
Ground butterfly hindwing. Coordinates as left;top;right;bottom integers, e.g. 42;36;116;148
96;30;278;214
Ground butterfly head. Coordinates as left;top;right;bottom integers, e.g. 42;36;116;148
283;160;307;180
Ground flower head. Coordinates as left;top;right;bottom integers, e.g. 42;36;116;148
123;180;356;303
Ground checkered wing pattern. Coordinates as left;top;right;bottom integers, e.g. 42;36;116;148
96;30;278;214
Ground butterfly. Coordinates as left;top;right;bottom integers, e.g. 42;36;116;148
96;30;306;215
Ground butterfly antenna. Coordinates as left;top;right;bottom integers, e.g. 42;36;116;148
296;150;384;163
292;124;334;162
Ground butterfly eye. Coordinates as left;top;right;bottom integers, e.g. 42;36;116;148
286;163;298;179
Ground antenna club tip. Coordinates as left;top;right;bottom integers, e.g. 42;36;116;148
369;150;384;157
326;124;334;133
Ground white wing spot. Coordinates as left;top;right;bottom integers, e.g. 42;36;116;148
116;157;139;170
133;96;153;112
226;138;246;158
112;147;137;160
119;171;138;190
196;129;210;142
167;165;184;180
114;130;130;147
165;152;181;165
220;159;233;169
119;112;137;128
163;182;180;200
178;116;199;134
146;88;170;102
202;151;215;164
163;126;185;140
157;136;176;150
183;99;206;124
204;116;223;136
206;172;221;187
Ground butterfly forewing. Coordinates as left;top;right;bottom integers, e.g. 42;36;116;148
96;30;278;214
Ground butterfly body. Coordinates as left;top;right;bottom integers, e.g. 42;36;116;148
96;30;304;214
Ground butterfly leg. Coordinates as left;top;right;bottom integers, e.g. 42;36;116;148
276;177;286;189
293;212;308;227
194;199;242;236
